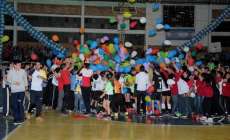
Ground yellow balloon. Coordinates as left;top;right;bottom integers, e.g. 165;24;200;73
123;11;132;18
128;0;136;4
39;69;47;80
1;35;10;43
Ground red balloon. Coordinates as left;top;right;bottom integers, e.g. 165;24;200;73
130;21;137;29
31;53;38;60
73;40;80;46
188;57;194;66
196;43;204;50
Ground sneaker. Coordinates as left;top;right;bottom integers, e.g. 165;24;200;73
161;104;165;110
26;113;31;120
200;116;207;121
167;104;171;110
13;121;23;125
36;117;44;122
205;118;213;123
125;112;128;116
114;113;118;118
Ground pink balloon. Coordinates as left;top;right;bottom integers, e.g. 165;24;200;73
130;21;137;29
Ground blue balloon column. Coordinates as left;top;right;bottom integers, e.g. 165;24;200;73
0;0;4;61
181;6;230;49
2;1;66;58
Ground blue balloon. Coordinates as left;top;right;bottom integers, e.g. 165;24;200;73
124;66;131;73
164;24;171;30
195;61;203;66
113;37;119;44
152;3;160;11
136;58;146;65
98;48;105;55
179;54;184;59
57;53;65;59
46;59;52;67
114;55;121;63
90;41;97;49
148;29;157;37
146;55;157;63
114;44;119;51
176;62;182;69
168;50;177;58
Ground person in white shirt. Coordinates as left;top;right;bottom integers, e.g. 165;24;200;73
80;63;93;114
135;65;149;115
27;62;45;121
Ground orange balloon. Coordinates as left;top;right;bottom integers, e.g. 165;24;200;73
159;63;166;69
152;48;159;55
135;65;141;72
80;27;85;34
52;35;59;42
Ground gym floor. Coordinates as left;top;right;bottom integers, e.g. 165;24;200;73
1;111;230;140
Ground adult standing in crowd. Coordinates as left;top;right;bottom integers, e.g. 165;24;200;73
135;65;149;115
80;63;93;114
27;62;45;121
7;60;28;124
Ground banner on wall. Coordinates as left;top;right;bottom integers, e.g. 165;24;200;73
208;42;222;53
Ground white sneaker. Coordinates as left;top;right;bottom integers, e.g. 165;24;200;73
205;118;213;123
161;104;165;110
167;104;171;110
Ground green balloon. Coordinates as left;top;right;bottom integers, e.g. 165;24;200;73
120;23;127;30
191;51;196;57
104;54;110;61
108;60;115;69
86;40;92;45
109;17;116;24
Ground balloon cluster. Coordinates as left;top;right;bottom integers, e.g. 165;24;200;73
4;2;66;58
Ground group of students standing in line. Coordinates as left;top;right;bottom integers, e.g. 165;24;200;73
1;58;230;124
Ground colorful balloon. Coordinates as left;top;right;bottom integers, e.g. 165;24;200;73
139;17;147;24
52;34;59;42
1;35;10;43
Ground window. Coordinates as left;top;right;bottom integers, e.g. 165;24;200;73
213;21;230;32
23;16;81;28
84;33;117;41
166;29;195;40
212;36;230;47
125;34;145;46
163;5;194;27
85;18;117;29
18;31;80;43
5;15;14;25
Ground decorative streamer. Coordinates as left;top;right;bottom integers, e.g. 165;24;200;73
180;6;230;49
3;1;66;58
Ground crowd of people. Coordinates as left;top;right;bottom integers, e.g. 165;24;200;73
0;55;230;125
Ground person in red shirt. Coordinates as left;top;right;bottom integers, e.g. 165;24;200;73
222;72;230;116
60;61;74;114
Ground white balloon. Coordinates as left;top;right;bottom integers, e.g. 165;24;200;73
140;17;147;24
164;40;172;46
125;41;133;48
175;57;180;63
94;49;99;55
167;79;175;86
131;51;137;58
79;54;85;61
130;59;136;65
165;58;171;64
188;66;194;72
183;47;190;52
156;24;164;30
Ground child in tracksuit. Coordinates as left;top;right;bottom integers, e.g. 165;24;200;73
73;73;85;113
